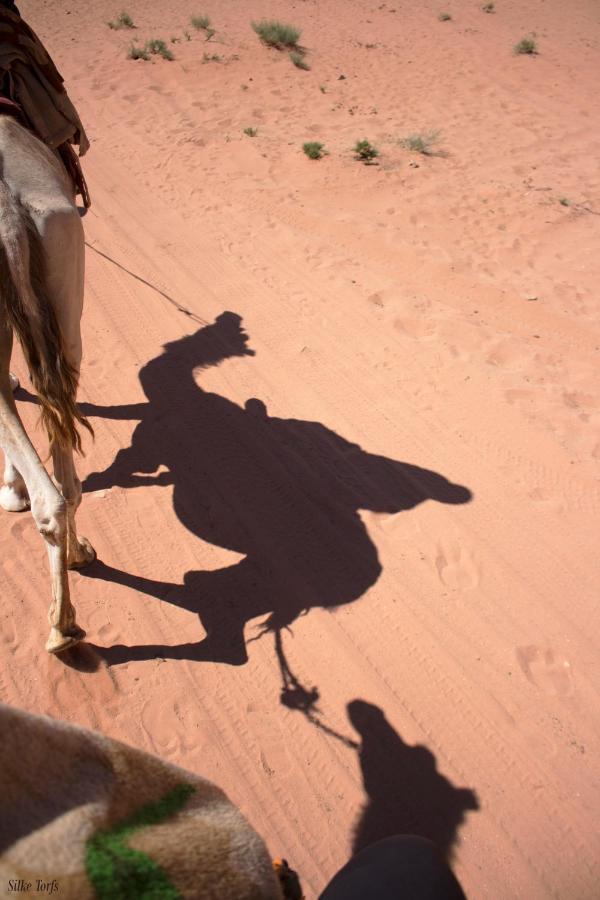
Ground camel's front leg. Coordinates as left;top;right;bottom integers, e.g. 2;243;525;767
51;444;95;569
45;517;86;653
0;362;85;653
0;339;29;512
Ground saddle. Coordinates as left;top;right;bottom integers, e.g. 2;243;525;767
0;94;90;207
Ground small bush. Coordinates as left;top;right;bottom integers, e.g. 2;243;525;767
202;52;222;62
303;142;325;160
319;84;327;93
402;130;441;155
108;11;134;29
128;43;149;60
354;139;379;162
438;12;452;21
482;2;495;11
290;50;310;70
244;127;258;137
146;39;174;60
252;20;301;49
191;15;211;30
559;197;570;207
514;37;537;54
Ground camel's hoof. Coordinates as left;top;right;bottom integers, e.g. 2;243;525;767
68;536;97;570
46;625;86;654
9;372;19;393
0;485;30;513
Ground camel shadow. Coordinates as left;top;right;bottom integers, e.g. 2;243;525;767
79;312;472;668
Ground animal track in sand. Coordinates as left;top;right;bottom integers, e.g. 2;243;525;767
485;342;525;370
515;646;574;697
140;699;188;758
435;542;480;590
393;318;438;339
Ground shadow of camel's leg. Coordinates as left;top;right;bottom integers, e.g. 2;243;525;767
0;324;84;653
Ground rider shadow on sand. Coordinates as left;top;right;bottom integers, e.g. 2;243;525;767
347;700;479;858
79;312;472;669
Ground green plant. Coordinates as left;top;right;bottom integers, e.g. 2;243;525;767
401;130;441;155
354;139;379;162
252;20;301;49
108;11;134;29
244;127;258;137
438;12;452;21
146;39;174;60
127;43;149;60
514;36;537;54
290;50;310;70
482;2;495;11
191;15;211;30
303;142;325;160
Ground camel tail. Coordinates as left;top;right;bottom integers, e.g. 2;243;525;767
0;181;92;453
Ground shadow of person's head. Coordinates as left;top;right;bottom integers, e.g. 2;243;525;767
347;700;479;858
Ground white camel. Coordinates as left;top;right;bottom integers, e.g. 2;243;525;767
0;115;94;653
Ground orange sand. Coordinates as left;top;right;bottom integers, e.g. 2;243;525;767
2;1;599;896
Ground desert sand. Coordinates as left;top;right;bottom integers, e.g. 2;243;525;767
2;0;599;896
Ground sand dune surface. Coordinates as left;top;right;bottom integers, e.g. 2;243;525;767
2;1;599;896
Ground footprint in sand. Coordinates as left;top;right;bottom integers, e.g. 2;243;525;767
0;615;18;652
435;542;480;590
393;318;437;339
141;699;184;758
515;646;574;697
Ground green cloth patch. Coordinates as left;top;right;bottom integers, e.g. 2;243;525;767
85;783;196;899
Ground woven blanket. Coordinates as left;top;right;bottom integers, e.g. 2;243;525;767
0;704;283;899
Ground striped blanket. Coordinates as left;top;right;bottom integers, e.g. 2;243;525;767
0;704;284;899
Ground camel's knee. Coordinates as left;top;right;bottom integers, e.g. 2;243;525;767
32;495;67;545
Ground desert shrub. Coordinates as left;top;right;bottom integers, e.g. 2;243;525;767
109;11;134;29
514;37;537;54
244;127;258;137
290;50;310;70
354;139;379;162
252;20;301;49
401;130;441;154
191;15;210;29
202;52;222;62
146;39;174;60
438;12;452;21
127;44;149;60
303;142;325;159
482;2;495;11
